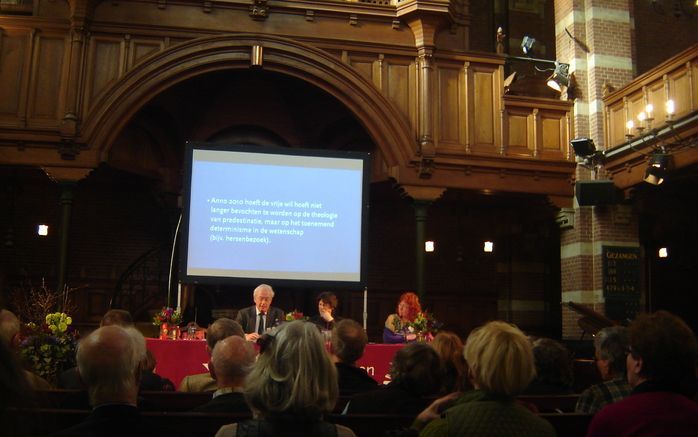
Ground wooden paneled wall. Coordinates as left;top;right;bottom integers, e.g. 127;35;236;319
604;45;698;150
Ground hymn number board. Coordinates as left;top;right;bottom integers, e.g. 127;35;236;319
602;246;641;322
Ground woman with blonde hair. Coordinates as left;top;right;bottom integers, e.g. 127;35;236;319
430;331;469;393
413;321;555;437
215;320;356;437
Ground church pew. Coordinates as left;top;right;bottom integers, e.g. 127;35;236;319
539;413;593;437
518;394;580;413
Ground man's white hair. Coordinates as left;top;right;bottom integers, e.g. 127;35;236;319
77;325;146;404
253;284;275;299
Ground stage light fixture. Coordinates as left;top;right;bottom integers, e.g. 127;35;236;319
547;62;570;91
643;153;671;185
571;138;596;158
521;36;536;55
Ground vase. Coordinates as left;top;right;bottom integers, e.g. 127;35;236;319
169;325;180;340
159;323;169;340
416;332;426;342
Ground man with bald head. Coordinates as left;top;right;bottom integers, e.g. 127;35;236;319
0;309;51;390
193;336;255;413
235;284;285;342
179;317;244;392
51;325;184;436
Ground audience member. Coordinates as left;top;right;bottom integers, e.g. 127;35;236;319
586;311;698;437
140;350;175;391
430;331;469;393
310;292;341;331
1;338;32;436
50;325;187;437
179;318;244;393
383;292;422;343
0;309;51;390
216;320;356;437
194;336;255;413
523;337;574;395
235;284;285;342
575;326;631;414
347;342;441;415
413;321;555;437
330;319;378;395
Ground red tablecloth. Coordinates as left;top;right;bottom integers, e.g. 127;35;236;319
147;338;402;388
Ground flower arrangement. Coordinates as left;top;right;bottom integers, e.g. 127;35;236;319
19;312;78;384
152;307;182;326
408;311;442;340
285;310;307;321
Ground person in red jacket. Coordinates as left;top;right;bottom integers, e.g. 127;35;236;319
586;311;698;437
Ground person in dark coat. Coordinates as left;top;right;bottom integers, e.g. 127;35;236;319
193;336;255;413
330;319;378;395
50;325;187;437
346;342;441;415
235;284;284;342
310;292;342;331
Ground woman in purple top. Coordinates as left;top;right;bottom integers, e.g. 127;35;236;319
383;292;421;343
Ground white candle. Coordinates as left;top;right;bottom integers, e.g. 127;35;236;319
626;120;634;134
638;111;646;122
666;99;675;115
177;282;182;311
645;103;654;118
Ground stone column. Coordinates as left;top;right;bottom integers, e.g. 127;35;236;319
554;0;641;338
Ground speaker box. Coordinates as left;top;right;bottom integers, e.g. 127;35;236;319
575;180;618;206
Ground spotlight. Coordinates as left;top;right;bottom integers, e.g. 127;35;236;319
570;138;596;158
521;36;536;55
643;153;671;185
547;62;570;92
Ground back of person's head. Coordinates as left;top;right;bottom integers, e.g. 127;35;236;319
628;311;698;388
464;321;535;397
317;292;338;311
431;331;467;391
206;318;244;351
211;336;256;386
531;337;574;390
77;325;146;405
390;342;441;396
594;326;629;376
0;309;20;347
100;309;134;327
331;319;367;364
245;320;337;418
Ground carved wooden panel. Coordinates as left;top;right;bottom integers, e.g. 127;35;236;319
386;61;411;122
667;66;692;117
607;101;626;147
472;69;497;152
27;33;68;126
349;58;373;83
627;92;645;128
506;111;529;151
646;81;666;122
84;36;125;114
540;113;566;156
693;60;698;111
436;66;461;147
127;38;165;70
0;29;30;126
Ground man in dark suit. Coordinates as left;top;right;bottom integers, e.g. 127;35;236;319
193;335;255;413
331;319;378;395
50;325;186;437
235;284;284;342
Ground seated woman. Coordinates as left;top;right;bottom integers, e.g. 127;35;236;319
413;321;556;437
383;291;421;343
309;292;341;331
431;331;469;394
523;337;574;395
215;320;356;437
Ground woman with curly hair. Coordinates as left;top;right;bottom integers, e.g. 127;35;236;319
431;331;469;393
383;292;422;343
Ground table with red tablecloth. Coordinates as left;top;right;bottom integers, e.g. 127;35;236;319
147;338;402;388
